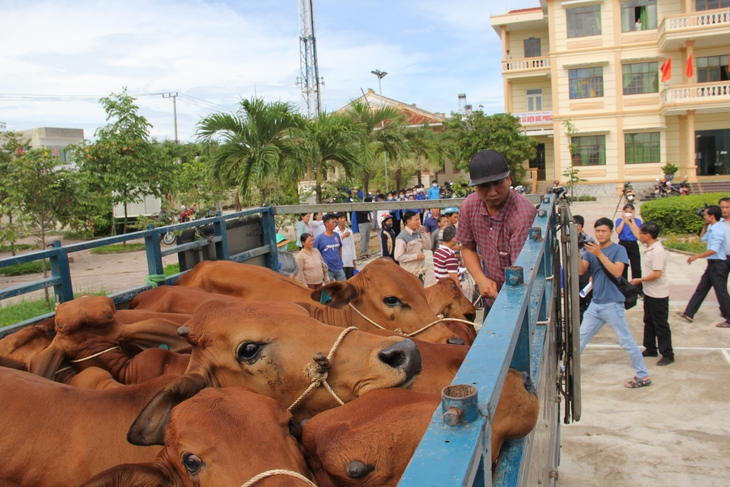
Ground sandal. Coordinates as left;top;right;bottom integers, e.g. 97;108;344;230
675;312;693;323
625;376;651;389
716;322;730;328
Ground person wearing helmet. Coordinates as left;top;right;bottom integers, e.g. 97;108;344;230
455;150;537;313
180;205;191;223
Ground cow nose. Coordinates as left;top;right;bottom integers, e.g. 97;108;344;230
465;312;476;322
346;460;375;478
447;337;465;346
378;339;422;378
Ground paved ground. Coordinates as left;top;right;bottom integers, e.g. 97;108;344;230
2;197;729;485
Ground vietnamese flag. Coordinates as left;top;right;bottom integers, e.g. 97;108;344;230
660;57;672;83
686;53;694;78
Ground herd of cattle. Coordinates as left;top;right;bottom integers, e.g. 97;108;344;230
0;258;539;486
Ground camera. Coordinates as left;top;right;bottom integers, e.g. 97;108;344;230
696;203;709;218
578;232;588;249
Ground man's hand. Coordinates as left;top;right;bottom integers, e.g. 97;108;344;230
475;274;498;299
417;253;425;261
583;242;603;257
630;278;641;286
687;255;697;264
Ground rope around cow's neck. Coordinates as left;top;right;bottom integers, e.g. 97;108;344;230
287;326;358;413
240;469;317;487
347;303;476;338
68;346;121;363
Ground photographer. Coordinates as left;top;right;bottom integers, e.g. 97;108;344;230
615;204;642;291
575;215;596;322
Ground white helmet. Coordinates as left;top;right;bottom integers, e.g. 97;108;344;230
181;205;186;210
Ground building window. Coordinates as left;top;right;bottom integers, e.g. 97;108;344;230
697;55;730;83
527;89;543;111
620;1;657;32
622;62;659;94
571;135;606;166
524;37;541;57
696;0;730;11
567;5;602;38
625;132;660;164
569;67;604;99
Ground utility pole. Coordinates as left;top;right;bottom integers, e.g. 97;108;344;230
162;92;179;143
371;69;388;192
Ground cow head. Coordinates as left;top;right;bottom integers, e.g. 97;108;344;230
0;324;52;367
180;300;422;423
82;384;312;487
302;388;438;487
312;258;466;345
424;279;477;345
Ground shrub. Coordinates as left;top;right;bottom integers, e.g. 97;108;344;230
640;193;727;235
0;259;52;276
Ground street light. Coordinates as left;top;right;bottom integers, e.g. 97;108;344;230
371;69;389;192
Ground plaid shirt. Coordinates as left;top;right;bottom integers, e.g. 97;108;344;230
456;190;537;306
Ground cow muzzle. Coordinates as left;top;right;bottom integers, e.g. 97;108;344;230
378;338;422;385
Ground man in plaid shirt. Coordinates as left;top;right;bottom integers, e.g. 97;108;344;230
456;150;537;312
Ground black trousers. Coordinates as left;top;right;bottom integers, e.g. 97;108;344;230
643;295;673;359
685;259;730;321
619;240;642;293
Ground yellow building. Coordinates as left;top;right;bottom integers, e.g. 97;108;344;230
491;0;730;195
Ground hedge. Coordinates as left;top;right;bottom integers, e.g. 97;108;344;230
640;192;729;235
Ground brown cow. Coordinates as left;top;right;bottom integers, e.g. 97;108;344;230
30;295;193;384
0;324;53;367
302;369;539;486
425;279;478;345
82;386;312;487
174;259;464;344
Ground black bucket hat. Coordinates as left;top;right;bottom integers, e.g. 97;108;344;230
468;150;510;186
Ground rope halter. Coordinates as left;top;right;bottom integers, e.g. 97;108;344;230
348;303;476;338
68;346;121;363
287;326;358;412
240;469;317;487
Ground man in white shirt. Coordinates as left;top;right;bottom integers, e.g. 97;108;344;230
631;222;674;366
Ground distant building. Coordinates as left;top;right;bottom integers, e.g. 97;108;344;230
491;1;730;195
17;127;84;165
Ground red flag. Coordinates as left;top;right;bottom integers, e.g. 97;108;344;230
686;53;694;78
660;57;672;83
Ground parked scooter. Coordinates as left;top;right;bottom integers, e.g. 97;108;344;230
653;178;671;198
675;177;691;196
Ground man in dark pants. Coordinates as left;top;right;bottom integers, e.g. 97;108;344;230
615;203;642;291
631;222;674;365
677;205;730;327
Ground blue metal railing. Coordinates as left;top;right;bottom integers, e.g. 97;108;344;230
399;194;561;486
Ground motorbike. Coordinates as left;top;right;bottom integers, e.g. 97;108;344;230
550;184;571;204
653;178;672;198
675;178;691;196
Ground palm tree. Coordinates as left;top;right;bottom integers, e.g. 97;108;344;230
196;97;302;205
287;112;360;204
405;123;443;186
346;100;407;194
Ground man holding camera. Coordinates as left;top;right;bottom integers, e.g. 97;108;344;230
579;217;651;389
677;205;730;328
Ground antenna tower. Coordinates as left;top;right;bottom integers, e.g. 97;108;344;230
297;0;323;119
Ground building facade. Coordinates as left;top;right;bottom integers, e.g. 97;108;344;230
491;0;730;195
17;127;84;166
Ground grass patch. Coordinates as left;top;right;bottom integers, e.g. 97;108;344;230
662;234;705;254
164;263;180;276
0;243;36;252
90;243;146;254
0;259;52;276
0;290;109;327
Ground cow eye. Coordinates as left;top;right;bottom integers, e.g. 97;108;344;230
182;453;203;474
237;342;264;362
383;296;402;307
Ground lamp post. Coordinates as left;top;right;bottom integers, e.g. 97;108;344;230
371;69;389;192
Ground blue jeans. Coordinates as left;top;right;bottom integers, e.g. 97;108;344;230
328;269;347;282
580;301;649;379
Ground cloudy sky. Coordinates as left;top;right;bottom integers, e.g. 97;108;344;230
0;0;539;143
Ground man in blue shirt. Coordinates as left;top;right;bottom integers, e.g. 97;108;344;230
615;203;642;288
314;214;346;282
677;205;730;327
579;217;651;389
428;181;440;200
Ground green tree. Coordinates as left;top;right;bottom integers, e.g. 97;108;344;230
404;123;443;186
346;100;407;195
289;112;359;204
78;88;170;235
196;97;303;205
0;130;30;254
442;111;537;184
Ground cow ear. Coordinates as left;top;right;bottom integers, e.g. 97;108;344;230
127;373;209;446
312;281;360;309
28;341;66;379
80;463;169;487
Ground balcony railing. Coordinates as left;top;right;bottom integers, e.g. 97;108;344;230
504;56;551;74
661;81;730;104
659;8;730;37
